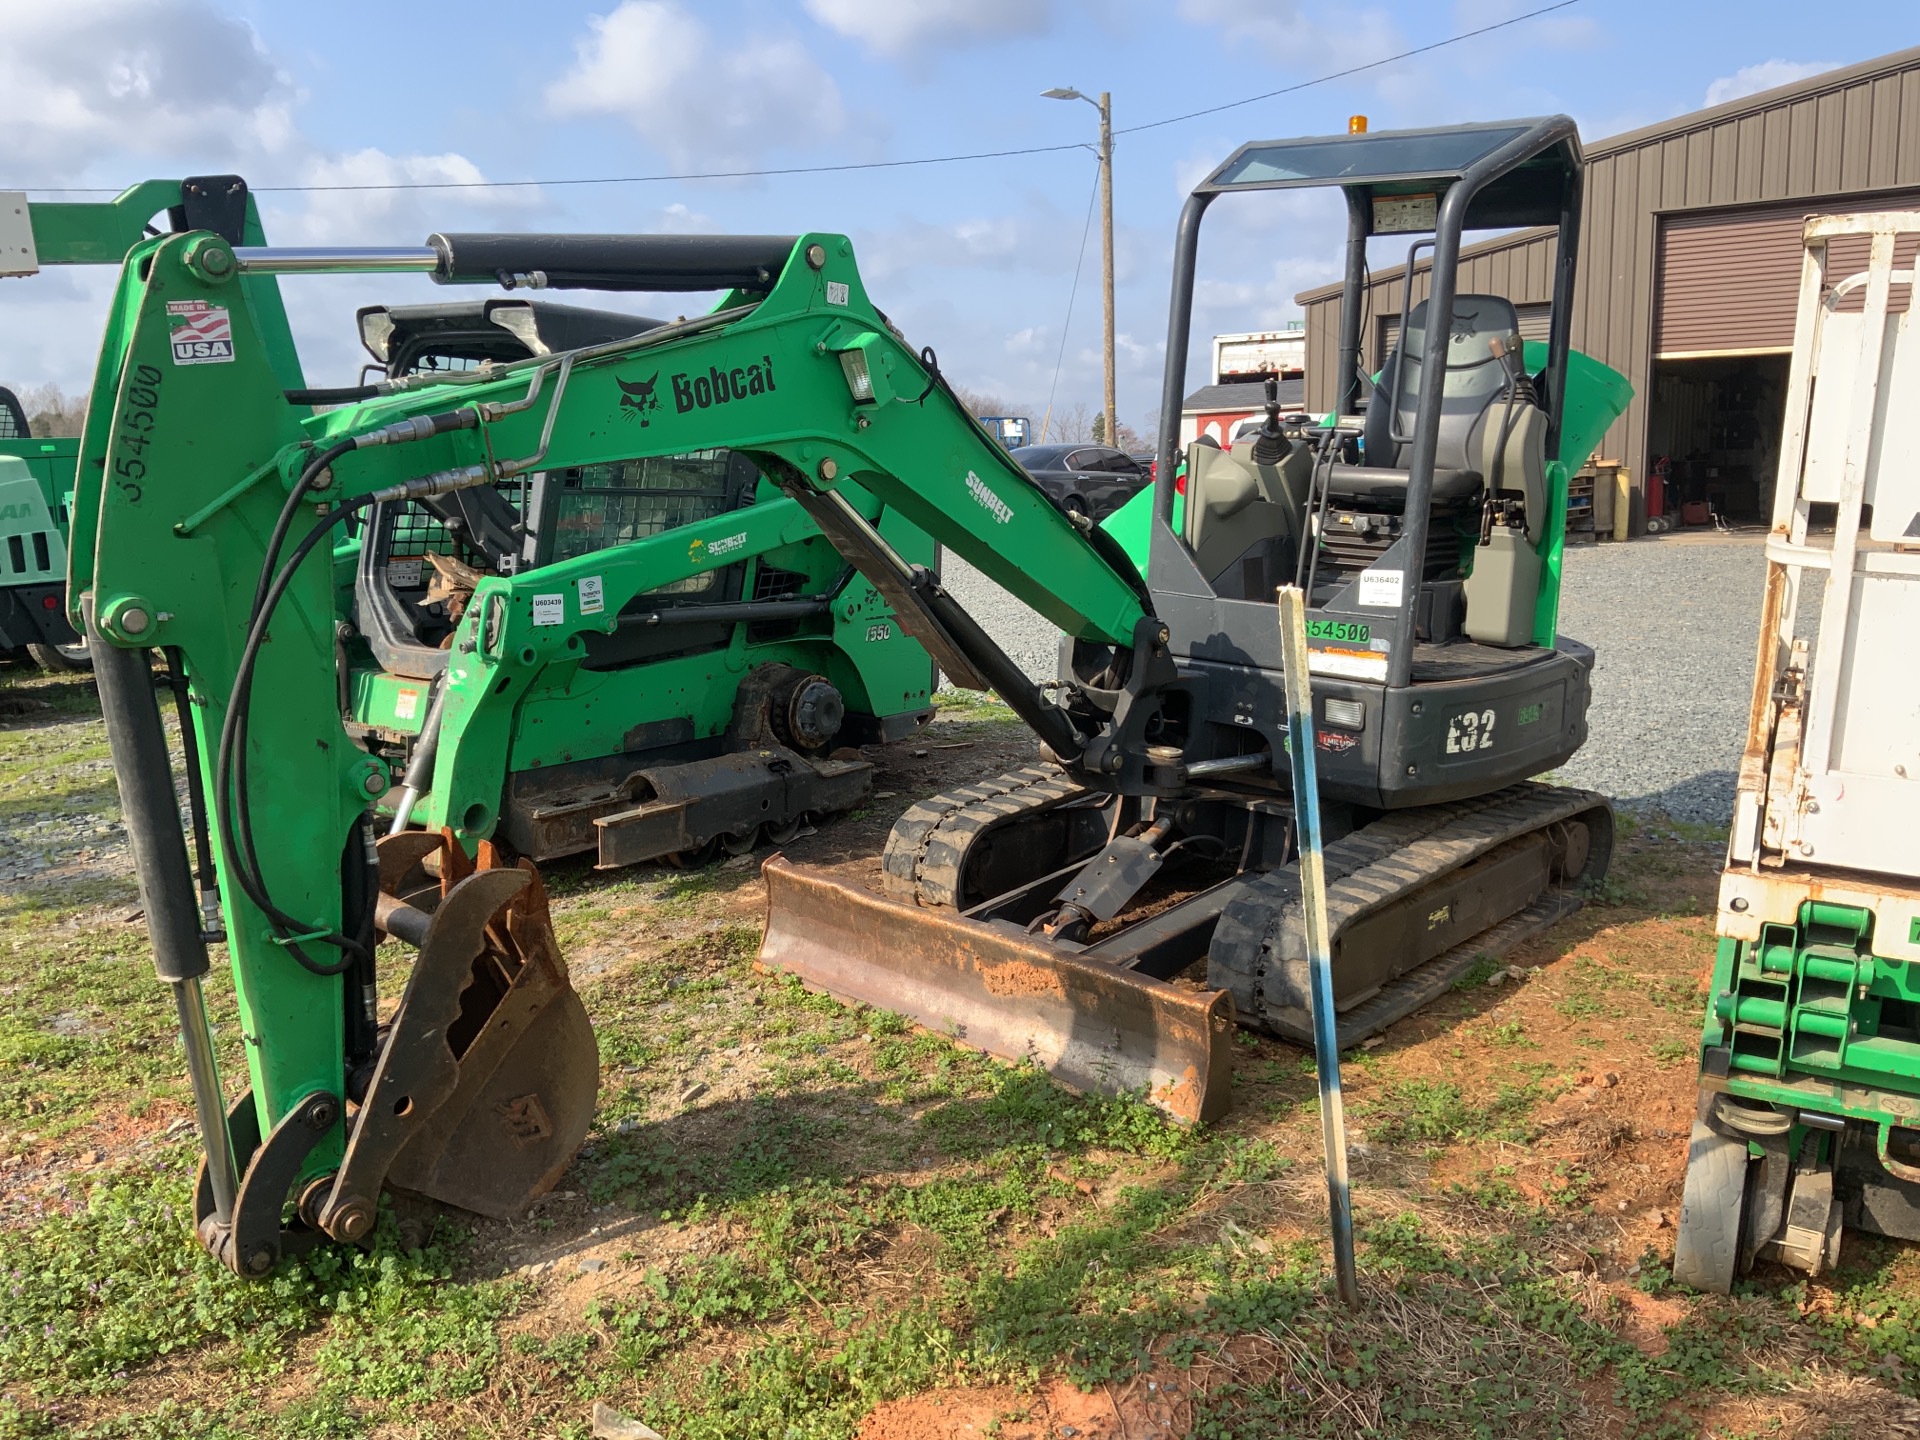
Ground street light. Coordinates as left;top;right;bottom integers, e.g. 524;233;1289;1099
1044;86;1115;449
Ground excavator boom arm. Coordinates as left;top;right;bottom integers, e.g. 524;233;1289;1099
71;226;1164;1262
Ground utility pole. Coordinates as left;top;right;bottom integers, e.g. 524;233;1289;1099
1044;86;1118;446
1096;92;1116;449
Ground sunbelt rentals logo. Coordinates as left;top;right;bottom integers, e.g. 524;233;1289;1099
688;531;749;563
965;471;1013;524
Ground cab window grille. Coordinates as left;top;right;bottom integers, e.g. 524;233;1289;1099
384;483;523;572
548;450;739;596
752;564;809;602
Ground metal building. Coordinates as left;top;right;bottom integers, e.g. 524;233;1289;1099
1296;45;1920;530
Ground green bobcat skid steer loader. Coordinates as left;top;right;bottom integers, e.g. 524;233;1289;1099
340;293;938;866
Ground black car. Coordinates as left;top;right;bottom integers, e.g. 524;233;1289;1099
1006;444;1151;521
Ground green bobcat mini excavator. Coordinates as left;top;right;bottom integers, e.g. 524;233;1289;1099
762;116;1631;1123
78;116;1625;1275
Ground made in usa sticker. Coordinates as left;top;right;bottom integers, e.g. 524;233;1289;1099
166;300;234;365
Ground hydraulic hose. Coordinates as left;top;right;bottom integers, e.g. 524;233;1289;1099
215;410;484;977
215;494;378;976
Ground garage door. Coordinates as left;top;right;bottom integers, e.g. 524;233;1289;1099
1379;302;1551;357
1657;196;1920;359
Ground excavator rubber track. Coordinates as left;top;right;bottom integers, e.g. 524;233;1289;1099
881;764;1101;909
1208;782;1613;1046
767;771;1611;1118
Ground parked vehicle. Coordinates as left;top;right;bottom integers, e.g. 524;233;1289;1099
1006;443;1150;520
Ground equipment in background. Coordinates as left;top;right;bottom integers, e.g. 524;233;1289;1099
980;415;1032;449
765;116;1632;1123
1;178;289;673
1673;209;1920;1293
0;389;85;670
1212;325;1306;384
345;297;935;867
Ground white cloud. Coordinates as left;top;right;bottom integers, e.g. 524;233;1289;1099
855;201;1091;284
0;5;526;394
1177;0;1404;77
1004;327;1048;357
1704;59;1842;109
269;149;537;247
0;0;294;183
803;0;1052;60
547;2;846;170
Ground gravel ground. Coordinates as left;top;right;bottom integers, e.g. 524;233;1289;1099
938;530;1768;825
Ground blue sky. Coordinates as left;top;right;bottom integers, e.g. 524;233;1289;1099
3;0;1915;437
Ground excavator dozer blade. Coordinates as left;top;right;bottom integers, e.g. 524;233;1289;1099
758;857;1234;1124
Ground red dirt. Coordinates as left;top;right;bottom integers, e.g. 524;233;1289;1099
857;1369;1193;1440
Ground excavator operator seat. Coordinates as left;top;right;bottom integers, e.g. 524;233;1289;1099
1325;293;1552;647
1323;294;1536;509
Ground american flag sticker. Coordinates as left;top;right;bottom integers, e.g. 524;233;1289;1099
165;300;235;365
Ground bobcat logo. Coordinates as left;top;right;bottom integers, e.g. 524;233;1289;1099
616;372;661;426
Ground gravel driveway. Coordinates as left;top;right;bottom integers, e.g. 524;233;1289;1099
939;531;1768;825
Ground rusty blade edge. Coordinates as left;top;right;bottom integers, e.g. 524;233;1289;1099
758;856;1234;1124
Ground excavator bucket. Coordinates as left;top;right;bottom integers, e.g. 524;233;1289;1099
758;858;1234;1124
321;835;599;1235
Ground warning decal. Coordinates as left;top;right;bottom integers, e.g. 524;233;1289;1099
166;300;235;365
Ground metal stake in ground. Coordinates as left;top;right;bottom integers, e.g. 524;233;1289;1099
1276;584;1359;1307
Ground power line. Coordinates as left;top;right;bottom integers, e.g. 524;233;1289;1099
10;1;1579;196
1115;0;1580;135
1038;161;1102;447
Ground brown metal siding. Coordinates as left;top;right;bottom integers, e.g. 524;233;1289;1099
1298;45;1920;512
1656;199;1920;356
1655;208;1809;355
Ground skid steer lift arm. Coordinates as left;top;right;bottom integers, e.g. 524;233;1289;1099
74;225;1177;1274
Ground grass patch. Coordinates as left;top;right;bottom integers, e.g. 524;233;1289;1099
1362;1078;1538;1148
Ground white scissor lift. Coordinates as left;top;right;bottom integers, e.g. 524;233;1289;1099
1675;211;1920;1293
